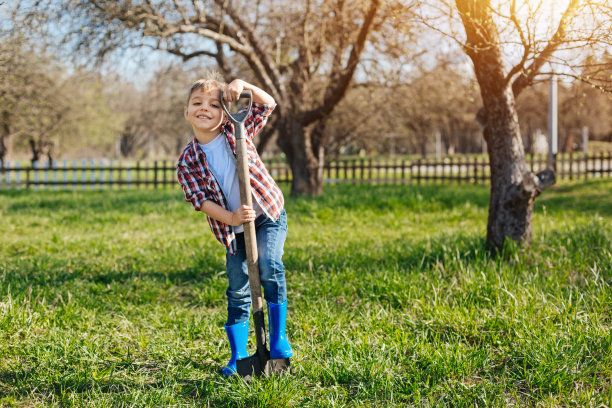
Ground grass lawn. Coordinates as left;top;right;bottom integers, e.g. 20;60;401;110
0;180;610;407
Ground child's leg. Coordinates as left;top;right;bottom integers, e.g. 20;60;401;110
255;209;292;358
255;210;288;303
225;233;251;325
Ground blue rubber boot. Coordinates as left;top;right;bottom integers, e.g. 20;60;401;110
267;301;293;359
221;321;250;377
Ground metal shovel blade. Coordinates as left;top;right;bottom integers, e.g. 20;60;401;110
236;354;292;380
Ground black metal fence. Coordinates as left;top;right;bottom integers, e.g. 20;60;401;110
0;153;610;190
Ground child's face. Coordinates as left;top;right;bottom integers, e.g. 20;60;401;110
184;87;226;139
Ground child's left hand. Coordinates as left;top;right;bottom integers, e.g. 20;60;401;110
223;79;245;103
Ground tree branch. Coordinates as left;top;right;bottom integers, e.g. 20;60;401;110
504;0;531;88
212;0;286;103
511;0;581;98
302;0;381;125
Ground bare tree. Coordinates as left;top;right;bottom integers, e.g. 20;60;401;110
1;3;125;163
111;65;192;159
31;0;412;195
413;0;612;250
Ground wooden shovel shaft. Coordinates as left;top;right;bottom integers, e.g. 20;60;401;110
235;130;267;355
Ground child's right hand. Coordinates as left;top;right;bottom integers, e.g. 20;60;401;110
223;79;246;103
231;205;256;226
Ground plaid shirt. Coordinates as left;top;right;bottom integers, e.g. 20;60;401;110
177;103;284;254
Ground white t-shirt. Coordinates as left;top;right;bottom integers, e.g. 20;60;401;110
199;134;263;233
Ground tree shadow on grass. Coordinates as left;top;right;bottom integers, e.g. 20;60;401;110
287;216;610;288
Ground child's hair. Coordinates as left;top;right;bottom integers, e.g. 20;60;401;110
186;71;227;104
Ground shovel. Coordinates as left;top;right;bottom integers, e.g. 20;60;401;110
220;90;291;379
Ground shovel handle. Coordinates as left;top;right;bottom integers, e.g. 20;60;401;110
219;90;253;141
220;89;267;356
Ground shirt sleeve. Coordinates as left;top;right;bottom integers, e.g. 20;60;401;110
177;163;208;212
244;102;276;141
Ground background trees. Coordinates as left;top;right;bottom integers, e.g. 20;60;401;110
26;0;415;195
2;0;612;251
409;0;612;249
0;33;122;164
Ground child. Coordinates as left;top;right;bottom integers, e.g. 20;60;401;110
176;72;292;376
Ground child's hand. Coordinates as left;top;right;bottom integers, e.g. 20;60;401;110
223;79;245;103
230;204;256;226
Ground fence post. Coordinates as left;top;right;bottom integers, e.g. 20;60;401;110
70;160;76;191
358;159;363;182
134;161;139;188
42;160;48;190
52;160;58;191
78;159;85;190
118;161;123;189
33;161;40;191
561;153;566;181
98;159;104;190
457;156;462;184
126;162;132;189
89;159;95;190
153;160;158;189
16;162;21;189
61;160;66;190
108;159;114;189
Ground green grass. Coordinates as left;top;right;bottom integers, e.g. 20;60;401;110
0;180;611;407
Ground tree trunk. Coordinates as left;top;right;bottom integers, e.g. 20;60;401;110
0;131;8;166
457;0;556;251
276;115;323;196
1;111;10;165
482;89;539;249
29;137;41;165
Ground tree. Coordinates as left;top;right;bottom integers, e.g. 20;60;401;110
386;62;482;157
414;0;612;250
31;0;411;195
1;3;124;163
113;64;192;159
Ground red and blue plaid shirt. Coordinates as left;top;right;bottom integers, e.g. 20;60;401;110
177;103;284;254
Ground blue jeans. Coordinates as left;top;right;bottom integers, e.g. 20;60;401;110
225;210;288;325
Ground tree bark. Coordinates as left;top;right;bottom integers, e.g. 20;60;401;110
29;137;41;165
457;0;556;251
277;115;323;196
0;111;10;165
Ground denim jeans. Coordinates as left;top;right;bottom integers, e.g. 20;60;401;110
225;209;288;325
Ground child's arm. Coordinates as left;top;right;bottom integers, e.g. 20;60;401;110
177;162;255;227
222;79;275;106
200;201;256;227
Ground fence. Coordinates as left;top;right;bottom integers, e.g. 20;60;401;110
0;153;611;190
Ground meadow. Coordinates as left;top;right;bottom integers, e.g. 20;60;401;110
0;180;610;407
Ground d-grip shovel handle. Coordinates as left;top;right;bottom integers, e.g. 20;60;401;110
219;90;253;140
219;89;270;367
